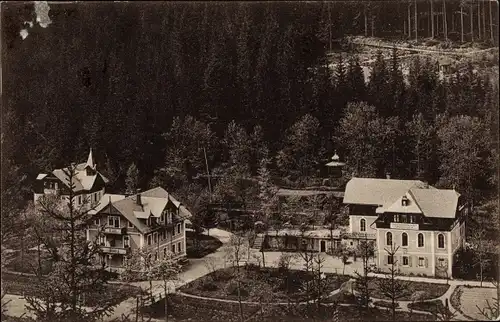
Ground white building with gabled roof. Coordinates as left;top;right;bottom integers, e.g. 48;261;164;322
33;149;109;207
343;177;468;278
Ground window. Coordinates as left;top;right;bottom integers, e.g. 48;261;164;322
99;235;106;245
160;212;165;223
402;196;409;206
78;195;82;205
123;235;130;248
394;214;400;223
177;223;181;234
409;215;415;224
128;221;134;228
148;217;157;226
108;216;120;228
177;242;181;253
162;230;166;240
171;244;176;254
438;234;445;249
402;232;408;247
418;257;425;267
386;232;392;246
417;233;424;247
94;218;100;226
153;232;158;244
172;227;176;236
401;214;407;223
147;234;152;246
387;255;394;265
402;256;409;266
360;219;366;232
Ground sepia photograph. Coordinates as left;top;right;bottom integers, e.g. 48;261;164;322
1;1;499;321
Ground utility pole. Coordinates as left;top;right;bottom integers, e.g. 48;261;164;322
414;0;418;41
203;147;212;202
489;0;494;43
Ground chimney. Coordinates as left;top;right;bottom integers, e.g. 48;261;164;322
136;189;142;205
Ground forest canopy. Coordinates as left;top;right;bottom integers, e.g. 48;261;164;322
1;2;498;209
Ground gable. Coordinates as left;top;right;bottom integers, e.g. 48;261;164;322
343;178;426;209
385;192;423;214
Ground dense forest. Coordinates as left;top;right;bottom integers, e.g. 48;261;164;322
1;2;498;214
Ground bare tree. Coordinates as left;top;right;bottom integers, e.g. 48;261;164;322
477;279;500;321
443;0;448;40
377;243;410;322
489;0;494;42
460;0;466;42
223;233;249;322
470;228;491;287
414;0;418;41
470;0;475;42
430;0;435;38
152;252;182;322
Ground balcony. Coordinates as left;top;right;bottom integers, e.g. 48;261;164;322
100;245;130;255
104;227;127;235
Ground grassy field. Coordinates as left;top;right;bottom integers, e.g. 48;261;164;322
354;277;449;301
1;272;144;307
179;266;350;303
143;293;435;322
185;230;223;258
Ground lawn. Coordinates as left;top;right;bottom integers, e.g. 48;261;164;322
143;293;435;322
4;250;53;275
354;277;450;301
185;230;223;258
179;265;350;303
407;299;448;314
1;272;144;307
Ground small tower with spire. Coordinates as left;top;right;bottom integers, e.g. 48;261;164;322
85;148;97;176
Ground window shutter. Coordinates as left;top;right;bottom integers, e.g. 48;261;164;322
409;256;412;267
425;257;429;268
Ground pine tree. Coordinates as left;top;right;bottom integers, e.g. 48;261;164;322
125;163;139;194
367;51;390;115
377;243;410;322
25;165;115;321
346;54;366;103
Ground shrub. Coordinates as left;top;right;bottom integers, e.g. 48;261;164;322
225;281;249;297
424;39;440;47
212;269;233;282
200;281;218;292
374;300;396;309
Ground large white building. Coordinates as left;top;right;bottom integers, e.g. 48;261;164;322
343;177;468;278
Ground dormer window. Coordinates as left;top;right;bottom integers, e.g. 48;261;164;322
402;196;409;207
